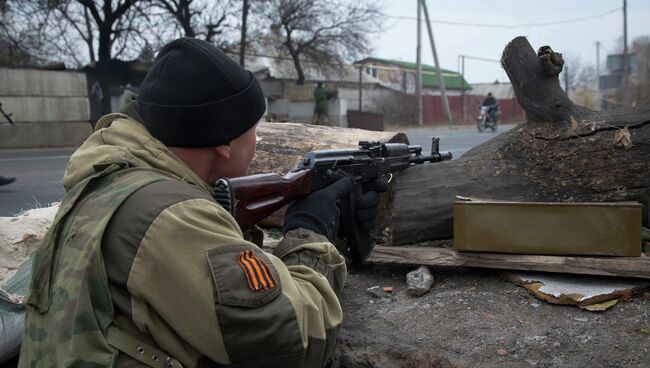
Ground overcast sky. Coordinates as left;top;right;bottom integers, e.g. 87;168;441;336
373;0;650;84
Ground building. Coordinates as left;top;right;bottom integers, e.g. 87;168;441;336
248;55;394;127
355;57;472;124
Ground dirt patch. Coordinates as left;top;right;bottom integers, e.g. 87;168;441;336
332;264;650;367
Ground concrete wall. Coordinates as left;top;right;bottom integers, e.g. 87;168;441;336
338;87;395;114
0;68;91;148
267;98;348;127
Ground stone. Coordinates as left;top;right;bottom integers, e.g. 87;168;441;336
406;266;434;296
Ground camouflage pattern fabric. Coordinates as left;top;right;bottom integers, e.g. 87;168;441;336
20;164;172;367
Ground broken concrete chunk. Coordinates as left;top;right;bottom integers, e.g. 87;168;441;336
406;266;434;296
366;286;388;298
504;271;650;311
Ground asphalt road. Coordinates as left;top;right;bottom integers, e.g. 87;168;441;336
0;124;513;216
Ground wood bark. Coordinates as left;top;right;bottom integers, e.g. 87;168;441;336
388;36;650;245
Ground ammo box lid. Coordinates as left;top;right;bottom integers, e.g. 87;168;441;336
453;197;642;257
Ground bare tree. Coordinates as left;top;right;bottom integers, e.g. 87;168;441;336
49;1;149;116
259;0;383;85
562;54;597;91
372;92;417;125
150;0;236;47
0;1;48;66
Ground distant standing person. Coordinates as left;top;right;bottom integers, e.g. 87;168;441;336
312;82;337;125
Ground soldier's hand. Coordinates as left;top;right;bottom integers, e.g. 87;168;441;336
355;177;389;231
283;177;354;242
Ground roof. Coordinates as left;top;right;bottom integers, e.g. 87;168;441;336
468;82;514;99
355;57;471;90
246;55;384;85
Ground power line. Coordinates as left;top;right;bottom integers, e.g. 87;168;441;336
386;7;620;29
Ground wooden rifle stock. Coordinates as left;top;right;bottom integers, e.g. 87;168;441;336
213;170;312;230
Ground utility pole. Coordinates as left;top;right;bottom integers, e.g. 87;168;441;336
420;0;453;124
596;41;601;87
622;0;629;104
358;64;363;111
416;0;423;125
461;55;466;122
239;0;249;66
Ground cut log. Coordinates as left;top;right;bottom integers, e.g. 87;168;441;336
388;37;650;245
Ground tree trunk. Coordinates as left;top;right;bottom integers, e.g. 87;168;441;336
387;36;650;246
288;48;306;85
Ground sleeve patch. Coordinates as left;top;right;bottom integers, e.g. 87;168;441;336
237;250;277;292
206;245;281;308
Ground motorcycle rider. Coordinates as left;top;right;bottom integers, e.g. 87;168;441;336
481;92;499;122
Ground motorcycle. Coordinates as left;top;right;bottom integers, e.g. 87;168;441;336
477;104;499;132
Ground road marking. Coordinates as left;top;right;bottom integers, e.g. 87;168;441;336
0;155;71;163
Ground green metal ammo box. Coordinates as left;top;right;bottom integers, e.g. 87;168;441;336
453;199;642;257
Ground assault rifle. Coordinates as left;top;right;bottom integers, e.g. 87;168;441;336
0;102;15;126
213;138;452;264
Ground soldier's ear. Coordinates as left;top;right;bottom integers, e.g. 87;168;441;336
215;144;231;160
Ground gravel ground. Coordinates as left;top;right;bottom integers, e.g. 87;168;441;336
331;264;650;368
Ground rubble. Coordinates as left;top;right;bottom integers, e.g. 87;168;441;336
366;286;388;298
406;266;434;296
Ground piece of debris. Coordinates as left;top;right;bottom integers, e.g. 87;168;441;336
496;348;508;357
569;116;578;131
406;266;434;296
530;302;541;309
503;271;650;311
366;286;388;298
613;126;632;149
635;325;649;334
383;286;393;293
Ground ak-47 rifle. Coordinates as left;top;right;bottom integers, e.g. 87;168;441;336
0;102;15;126
212;138;452;264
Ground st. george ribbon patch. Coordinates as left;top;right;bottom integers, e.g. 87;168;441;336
237;250;277;292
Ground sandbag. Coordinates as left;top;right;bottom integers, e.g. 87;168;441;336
0;257;31;364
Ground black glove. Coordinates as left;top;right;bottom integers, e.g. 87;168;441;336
354;177;389;232
283;177;354;242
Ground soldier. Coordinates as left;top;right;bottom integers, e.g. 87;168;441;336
312;82;337;126
19;38;384;367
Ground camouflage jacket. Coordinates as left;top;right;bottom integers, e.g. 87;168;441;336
313;86;337;114
19;108;347;367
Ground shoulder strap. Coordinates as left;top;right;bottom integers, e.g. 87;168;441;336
106;326;184;368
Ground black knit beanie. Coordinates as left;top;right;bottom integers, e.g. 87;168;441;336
137;37;266;147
